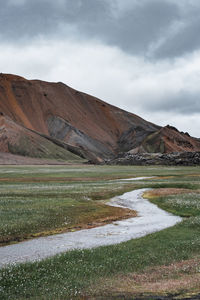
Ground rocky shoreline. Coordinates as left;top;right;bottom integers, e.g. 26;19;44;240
106;151;200;166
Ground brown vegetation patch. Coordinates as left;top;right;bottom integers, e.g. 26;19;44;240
0;176;119;182
89;257;200;298
64;208;137;231
144;188;193;199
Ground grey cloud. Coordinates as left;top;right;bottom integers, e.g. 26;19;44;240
0;0;180;57
144;91;200;114
81;0;179;56
0;0;110;40
1;0;200;59
154;16;200;58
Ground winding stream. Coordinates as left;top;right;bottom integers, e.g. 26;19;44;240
0;184;182;268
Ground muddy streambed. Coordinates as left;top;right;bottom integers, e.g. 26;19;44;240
0;182;182;268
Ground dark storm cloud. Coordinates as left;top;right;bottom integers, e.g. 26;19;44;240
74;0;180;56
104;0;179;55
0;0;190;58
0;0;110;40
1;0;200;59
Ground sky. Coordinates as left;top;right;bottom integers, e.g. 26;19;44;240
0;0;200;137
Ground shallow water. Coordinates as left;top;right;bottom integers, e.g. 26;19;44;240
0;187;182;268
119;176;155;181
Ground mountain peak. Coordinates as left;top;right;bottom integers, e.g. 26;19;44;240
0;73;26;81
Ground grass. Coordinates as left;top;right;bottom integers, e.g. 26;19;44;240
0;165;200;299
8;135;84;161
1;219;200;299
0;180;139;245
0;192;136;245
147;192;200;217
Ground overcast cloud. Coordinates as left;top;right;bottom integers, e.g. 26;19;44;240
0;0;200;137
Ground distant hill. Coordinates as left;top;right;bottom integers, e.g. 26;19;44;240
0;73;200;163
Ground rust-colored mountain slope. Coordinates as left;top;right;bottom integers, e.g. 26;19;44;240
0;73;200;162
128;125;200;154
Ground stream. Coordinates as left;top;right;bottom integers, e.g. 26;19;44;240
0;181;182;268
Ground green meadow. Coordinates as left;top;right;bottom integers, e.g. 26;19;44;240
0;165;200;299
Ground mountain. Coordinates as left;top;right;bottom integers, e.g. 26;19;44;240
0;115;82;162
0;73;200;163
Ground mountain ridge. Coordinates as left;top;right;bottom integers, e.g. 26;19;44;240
0;73;200;163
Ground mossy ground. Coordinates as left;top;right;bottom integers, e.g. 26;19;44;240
0;165;200;299
8;135;83;161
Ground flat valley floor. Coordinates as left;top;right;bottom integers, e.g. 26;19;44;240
0;164;200;299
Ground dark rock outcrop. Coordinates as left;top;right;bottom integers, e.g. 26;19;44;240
106;152;200;166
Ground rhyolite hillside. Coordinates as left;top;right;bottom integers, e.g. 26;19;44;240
0;73;200;163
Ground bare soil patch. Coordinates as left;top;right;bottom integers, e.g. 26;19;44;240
0;176;116;182
89;257;200;298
